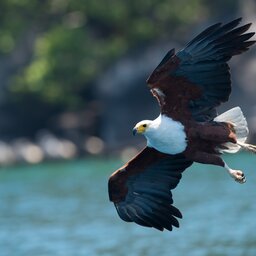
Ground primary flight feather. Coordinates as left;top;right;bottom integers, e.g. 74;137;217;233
108;18;256;232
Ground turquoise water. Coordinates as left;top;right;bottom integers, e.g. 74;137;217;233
1;153;256;256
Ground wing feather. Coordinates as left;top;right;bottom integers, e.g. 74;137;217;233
147;18;255;122
108;147;192;231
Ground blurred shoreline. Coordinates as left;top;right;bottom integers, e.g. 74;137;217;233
1;1;256;166
0;130;143;166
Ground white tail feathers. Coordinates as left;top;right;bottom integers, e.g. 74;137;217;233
214;107;250;153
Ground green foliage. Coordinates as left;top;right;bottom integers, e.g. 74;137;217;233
3;0;207;110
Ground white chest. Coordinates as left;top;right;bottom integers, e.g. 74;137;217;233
145;115;187;155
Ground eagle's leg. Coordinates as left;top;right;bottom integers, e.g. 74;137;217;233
224;162;246;184
186;151;246;184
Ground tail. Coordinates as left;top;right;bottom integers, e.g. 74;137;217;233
214;107;255;153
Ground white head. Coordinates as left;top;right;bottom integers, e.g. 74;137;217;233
132;115;187;155
132;120;154;136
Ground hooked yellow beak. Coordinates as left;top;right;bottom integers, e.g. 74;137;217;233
132;125;146;136
132;127;137;136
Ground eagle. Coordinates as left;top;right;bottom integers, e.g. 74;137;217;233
108;18;256;232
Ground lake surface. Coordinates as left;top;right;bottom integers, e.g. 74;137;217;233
1;153;256;256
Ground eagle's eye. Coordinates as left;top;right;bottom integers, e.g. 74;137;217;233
142;124;147;128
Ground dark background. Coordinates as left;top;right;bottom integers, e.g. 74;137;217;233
0;0;256;164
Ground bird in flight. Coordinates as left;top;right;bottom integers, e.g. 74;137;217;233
108;18;256;232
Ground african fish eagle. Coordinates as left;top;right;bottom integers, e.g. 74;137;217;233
108;18;256;232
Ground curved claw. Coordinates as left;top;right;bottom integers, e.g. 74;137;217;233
231;170;246;184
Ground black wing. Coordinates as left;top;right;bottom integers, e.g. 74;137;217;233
108;147;193;231
147;18;255;122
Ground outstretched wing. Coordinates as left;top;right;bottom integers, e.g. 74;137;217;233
147;18;255;122
108;147;193;231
